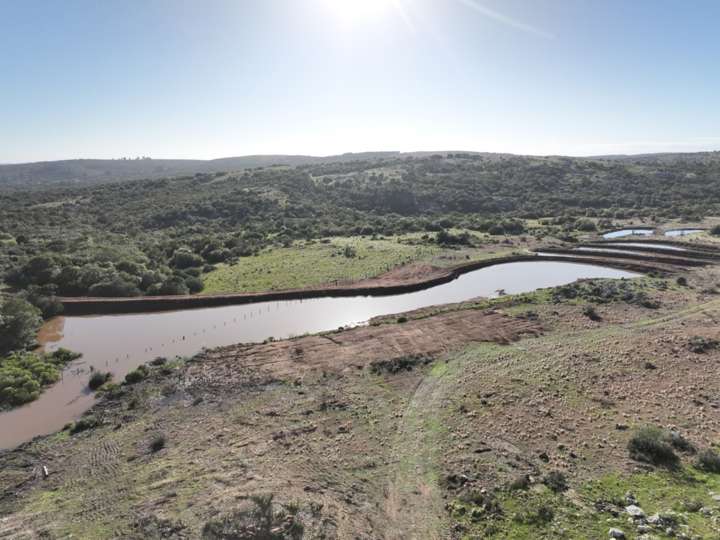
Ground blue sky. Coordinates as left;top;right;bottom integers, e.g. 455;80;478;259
1;0;718;162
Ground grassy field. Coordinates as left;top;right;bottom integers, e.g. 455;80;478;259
202;233;523;294
202;236;438;293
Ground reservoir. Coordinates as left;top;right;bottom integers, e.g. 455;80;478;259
0;260;640;449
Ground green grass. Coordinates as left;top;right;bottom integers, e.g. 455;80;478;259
202;236;440;293
451;467;720;539
201;232;526;294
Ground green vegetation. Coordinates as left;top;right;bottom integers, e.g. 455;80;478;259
88;371;112;391
0;297;42;354
627;426;681;468
369;354;434;374
695;448;720;473
450;467;720;539
0;348;81;408
124;364;149;385
552;278;662;308
69;415;100;434
3;152;720;307
203;236;439;293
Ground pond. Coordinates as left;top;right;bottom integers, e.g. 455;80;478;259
0;260;640;449
664;229;704;237
602;228;655;239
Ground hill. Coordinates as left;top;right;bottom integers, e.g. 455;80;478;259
0;152;406;188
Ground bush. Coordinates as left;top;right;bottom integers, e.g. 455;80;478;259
0;367;41;406
70;415;99;434
0;297;42;355
150;434;166;453
370;354;434;374
184;277;204;294
0;349;80;408
50;348;82;364
507;474;531;491
582;305;601;321
99;382;124;399
124;365;149;385
576;219;597;232
668;430;696;453
695;448;720;473
170;249;203;269
543;471;568;493
627;426;680;468
710;225;720;236
688;336;719;353
88;371;112;391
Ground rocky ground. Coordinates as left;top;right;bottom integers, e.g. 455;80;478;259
2;263;720;538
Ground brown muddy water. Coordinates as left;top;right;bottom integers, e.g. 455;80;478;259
0;260;640;449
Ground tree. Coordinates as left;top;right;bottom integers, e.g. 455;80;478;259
0;297;42;355
170;248;203;269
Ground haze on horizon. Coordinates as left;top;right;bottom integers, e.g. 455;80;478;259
1;0;719;163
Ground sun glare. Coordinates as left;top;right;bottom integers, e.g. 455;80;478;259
323;0;394;22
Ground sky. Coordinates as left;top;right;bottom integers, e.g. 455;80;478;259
1;0;719;163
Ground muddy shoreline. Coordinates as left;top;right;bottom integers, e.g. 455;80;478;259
58;255;663;315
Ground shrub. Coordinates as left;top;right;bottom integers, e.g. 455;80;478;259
150;434;166;453
124;365;149;385
688;336;719;353
668;430;696;453
0;297;42;355
437;229;472;245
185;277;204;294
370;354;434;374
576;219;597;232
201;494;304;540
50;348;82;364
710;225;720;236
582;305;601;321
88;371;112;390
0;367;41;406
0;350;81;408
627;426;680;468
70;415;99;434
99;382;124;399
676;276;688;286
508;474;531;491
543;471;568;493
695;448;720;473
170;248;203;269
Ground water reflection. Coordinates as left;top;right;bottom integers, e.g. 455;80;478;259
602;228;655;239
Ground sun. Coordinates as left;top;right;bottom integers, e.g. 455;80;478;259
322;0;395;23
